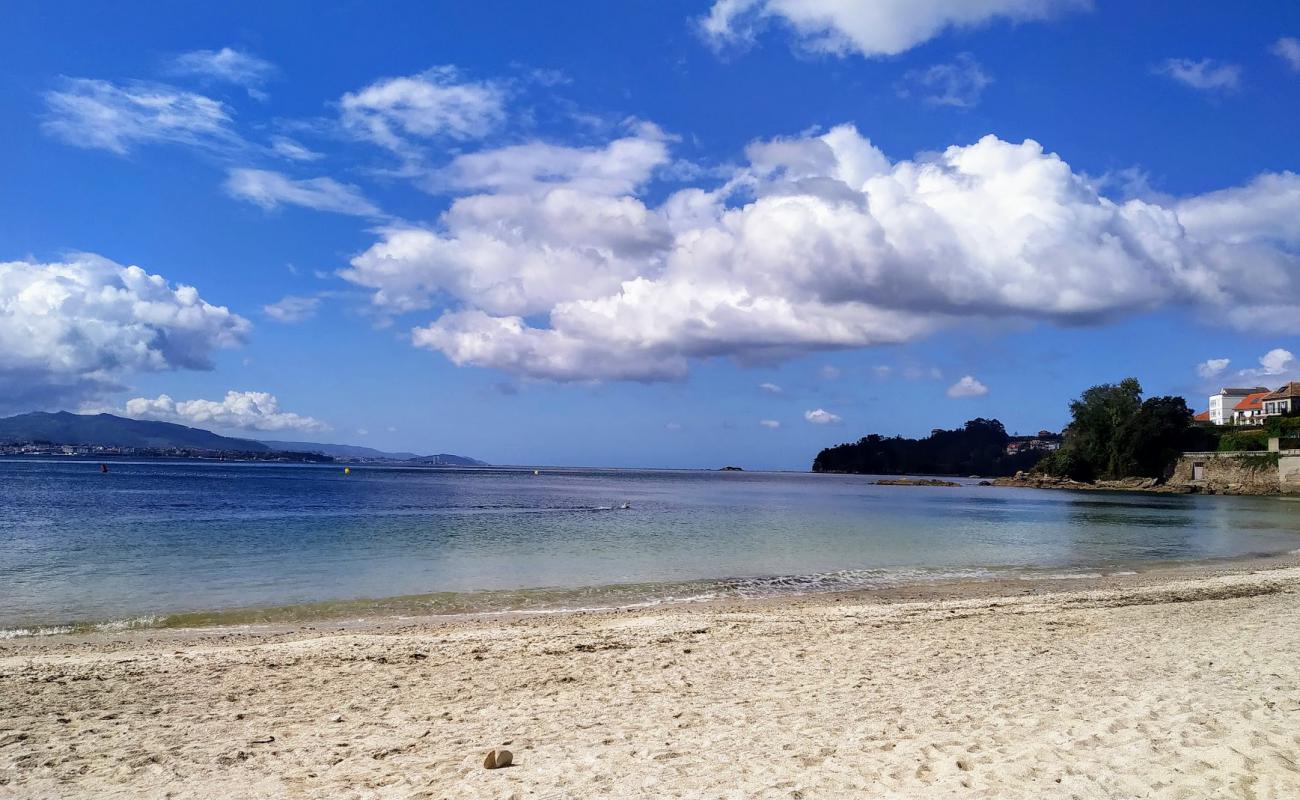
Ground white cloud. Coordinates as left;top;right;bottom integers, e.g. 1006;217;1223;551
1240;348;1296;379
946;375;989;397
269;135;323;162
263;295;321;323
820;365;841;379
873;365;892;379
699;0;1087;57
0;254;249;410
804;408;842;425
1175;172;1300;247
665;421;683;431
125;390;326;432
759;418;781;428
342;125;672;316
43;79;240;155
168;47;275;96
341;66;506;156
1152;58;1241;91
1196;358;1230;379
759;381;783;393
1272;37;1300;71
224;168;381;217
338;124;1300;383
898;53;992;108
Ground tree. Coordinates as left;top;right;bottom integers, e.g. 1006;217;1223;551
1065;378;1143;479
1113;396;1194;478
1040;379;1206;481
811;418;1037;476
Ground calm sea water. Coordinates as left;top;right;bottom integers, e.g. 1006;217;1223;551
3;458;1299;634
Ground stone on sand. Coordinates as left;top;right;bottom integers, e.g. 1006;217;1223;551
483;748;513;769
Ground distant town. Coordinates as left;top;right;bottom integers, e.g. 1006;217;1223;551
0;441;332;462
1196;382;1300;426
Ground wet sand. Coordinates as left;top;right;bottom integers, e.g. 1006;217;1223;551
3;558;1300;798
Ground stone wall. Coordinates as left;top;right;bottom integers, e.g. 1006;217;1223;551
1281;453;1300;495
1170;451;1296;495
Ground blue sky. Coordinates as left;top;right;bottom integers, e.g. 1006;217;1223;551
1;1;1298;468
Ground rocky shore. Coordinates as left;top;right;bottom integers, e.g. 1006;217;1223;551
992;472;1194;493
873;478;962;487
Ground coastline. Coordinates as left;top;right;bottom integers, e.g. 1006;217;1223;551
4;556;1300;798
6;547;1300;641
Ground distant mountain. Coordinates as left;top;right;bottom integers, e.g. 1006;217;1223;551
0;412;270;451
260;440;421;460
408;453;489;467
260;439;487;466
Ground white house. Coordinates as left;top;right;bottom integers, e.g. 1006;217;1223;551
1208;387;1269;425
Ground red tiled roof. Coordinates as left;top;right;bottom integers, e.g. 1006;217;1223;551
1193;410;1210;421
1233;391;1269;411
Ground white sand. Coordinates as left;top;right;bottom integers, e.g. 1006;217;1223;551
3;566;1300;799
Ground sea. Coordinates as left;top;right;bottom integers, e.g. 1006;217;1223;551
3;458;1299;636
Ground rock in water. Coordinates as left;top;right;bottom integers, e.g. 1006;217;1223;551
483;748;513;769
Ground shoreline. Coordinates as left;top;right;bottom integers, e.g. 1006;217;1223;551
4;559;1300;797
6;548;1300;644
4;549;1298;649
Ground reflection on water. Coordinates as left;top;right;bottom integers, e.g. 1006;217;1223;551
1;459;1298;632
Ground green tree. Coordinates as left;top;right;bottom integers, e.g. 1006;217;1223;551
1113;396;1194;478
1062;378;1143;479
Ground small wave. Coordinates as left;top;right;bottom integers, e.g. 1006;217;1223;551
0;625;74;640
1017;572;1104;580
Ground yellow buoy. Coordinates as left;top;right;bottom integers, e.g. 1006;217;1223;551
344;467;351;475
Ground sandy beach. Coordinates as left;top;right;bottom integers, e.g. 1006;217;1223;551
3;562;1300;799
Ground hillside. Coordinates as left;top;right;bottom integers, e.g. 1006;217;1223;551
260;440;422;460
812;418;1046;477
262;439;487;466
0;412;270;451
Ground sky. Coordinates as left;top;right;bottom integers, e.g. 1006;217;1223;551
1;0;1298;469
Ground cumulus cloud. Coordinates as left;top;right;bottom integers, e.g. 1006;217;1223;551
1196;358;1230;379
339;123;1300;383
699;0;1087;57
1260;348;1295;375
341;66;506;156
43;78;240;155
263;295;320;323
804;408;842;425
1152;58;1241;91
224;168;381;217
168;47;275;97
342;123;671;316
759;382;783;393
124;390;326;432
1272;37;1300;71
898;53;992;108
820;365;841;380
760;419;781;428
1238;348;1296;380
946;375;989;397
0;254;249;410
